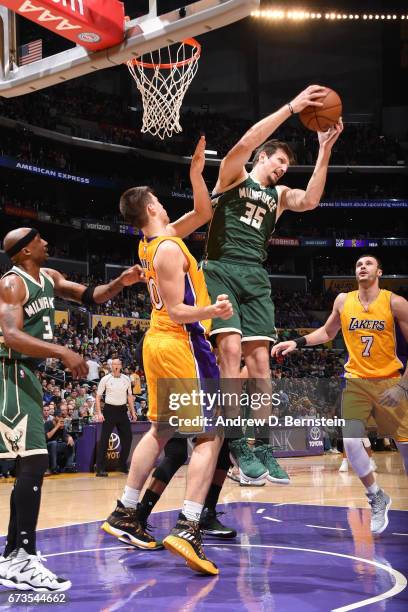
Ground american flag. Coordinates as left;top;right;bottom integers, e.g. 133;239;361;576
18;39;43;66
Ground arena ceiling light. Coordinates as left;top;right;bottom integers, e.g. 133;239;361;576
251;8;407;21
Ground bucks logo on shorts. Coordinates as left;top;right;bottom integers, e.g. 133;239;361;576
0;266;54;457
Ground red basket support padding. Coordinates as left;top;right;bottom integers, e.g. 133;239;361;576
2;0;125;51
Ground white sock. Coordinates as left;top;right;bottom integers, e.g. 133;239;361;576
366;482;380;496
121;486;140;509
182;500;203;522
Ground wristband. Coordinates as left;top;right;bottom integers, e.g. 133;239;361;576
287;102;294;115
81;285;96;306
293;336;307;348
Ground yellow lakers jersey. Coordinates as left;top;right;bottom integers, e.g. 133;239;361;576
138;235;212;336
340;289;403;378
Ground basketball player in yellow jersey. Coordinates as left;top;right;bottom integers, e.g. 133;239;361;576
102;137;233;576
272;254;408;534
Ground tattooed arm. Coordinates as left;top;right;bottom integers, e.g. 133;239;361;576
0;274;87;378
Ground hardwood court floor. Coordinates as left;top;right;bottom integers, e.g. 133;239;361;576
0;452;406;532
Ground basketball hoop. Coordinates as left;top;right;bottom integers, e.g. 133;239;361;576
127;38;201;140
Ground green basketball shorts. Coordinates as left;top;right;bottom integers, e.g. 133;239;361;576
0;358;48;458
202;260;277;343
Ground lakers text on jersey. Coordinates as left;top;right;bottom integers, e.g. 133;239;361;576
340;290;408;440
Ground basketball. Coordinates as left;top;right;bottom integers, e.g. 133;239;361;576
299;87;342;131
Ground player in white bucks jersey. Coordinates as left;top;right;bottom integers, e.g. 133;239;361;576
0;227;145;592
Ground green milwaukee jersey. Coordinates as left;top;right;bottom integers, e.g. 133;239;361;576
205;174;278;264
0;266;55;362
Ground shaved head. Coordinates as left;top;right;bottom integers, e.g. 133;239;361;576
2;228;48;266
2;228;35;254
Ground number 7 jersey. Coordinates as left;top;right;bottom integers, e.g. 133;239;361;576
0;266;55;361
340;289;403;378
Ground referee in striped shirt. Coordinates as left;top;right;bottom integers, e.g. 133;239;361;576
94;359;137;477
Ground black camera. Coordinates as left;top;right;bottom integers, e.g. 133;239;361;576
66;418;84;435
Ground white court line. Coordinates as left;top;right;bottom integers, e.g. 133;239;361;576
38;541;408;611
306;524;347;531
0;503;404;611
46;545;128;558
392;532;408;536
262;516;282;523
256;508;265;514
205;543;407;611
273;501;408;511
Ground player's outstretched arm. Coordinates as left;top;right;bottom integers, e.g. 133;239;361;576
0;275;87;378
379;294;408;407
215;85;326;192
167;136;213;238
271;294;344;357
43;265;145;305
154;241;233;324
277;119;343;216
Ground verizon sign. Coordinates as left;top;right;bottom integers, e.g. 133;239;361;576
2;0;125;51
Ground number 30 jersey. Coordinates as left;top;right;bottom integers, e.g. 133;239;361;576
0;266;55;361
138;235;212;337
205;174;278;264
340;289;403;378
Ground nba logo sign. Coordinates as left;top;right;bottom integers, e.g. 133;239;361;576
19;369;25;379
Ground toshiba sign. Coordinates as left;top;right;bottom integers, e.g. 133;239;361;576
2;0;125;51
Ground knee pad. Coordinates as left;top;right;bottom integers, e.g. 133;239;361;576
164;437;188;464
152;438;188;484
343;438;372;478
215;438;232;471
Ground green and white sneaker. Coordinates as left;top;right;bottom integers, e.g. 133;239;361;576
253;445;290;484
229;438;268;486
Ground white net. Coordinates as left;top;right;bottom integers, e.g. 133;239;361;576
127;39;201;140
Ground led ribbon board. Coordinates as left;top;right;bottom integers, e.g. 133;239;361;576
0;0;125;51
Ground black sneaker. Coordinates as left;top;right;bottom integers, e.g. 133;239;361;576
200;508;237;539
163;513;219;575
96;471;108;477
101;500;162;550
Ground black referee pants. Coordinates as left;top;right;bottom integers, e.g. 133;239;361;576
96;404;132;472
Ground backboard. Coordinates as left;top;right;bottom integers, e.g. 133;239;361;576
0;0;259;97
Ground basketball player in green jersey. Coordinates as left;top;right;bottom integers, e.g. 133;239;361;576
203;85;343;483
0;227;145;592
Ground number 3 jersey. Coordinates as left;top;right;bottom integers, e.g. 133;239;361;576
340;289;403;378
205;174;278;264
138;236;212;337
0;266;55;362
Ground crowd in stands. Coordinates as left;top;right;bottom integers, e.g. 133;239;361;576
1;84;406;165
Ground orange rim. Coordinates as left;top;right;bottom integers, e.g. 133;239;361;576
127;38;201;70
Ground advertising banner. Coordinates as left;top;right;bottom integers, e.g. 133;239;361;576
91;315;150;330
